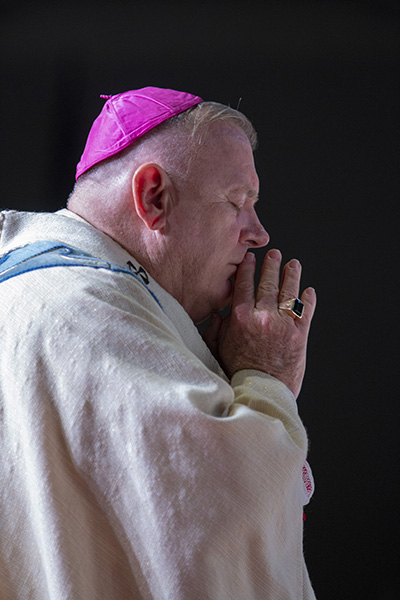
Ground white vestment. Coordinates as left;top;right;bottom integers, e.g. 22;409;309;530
0;209;316;599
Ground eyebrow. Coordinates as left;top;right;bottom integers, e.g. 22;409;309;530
230;186;259;204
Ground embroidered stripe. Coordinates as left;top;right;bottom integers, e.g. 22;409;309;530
0;241;162;308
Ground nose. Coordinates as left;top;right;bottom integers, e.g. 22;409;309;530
240;210;270;248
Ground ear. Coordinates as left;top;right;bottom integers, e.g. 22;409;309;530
132;163;171;231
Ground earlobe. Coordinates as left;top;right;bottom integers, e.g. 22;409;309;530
132;163;170;231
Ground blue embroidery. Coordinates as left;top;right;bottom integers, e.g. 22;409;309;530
0;241;162;308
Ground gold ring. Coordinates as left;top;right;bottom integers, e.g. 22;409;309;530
278;297;304;319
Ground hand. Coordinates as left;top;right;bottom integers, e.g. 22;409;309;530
203;249;316;399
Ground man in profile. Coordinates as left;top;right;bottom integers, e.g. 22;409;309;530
0;87;317;599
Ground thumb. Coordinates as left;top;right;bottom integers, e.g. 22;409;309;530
202;312;222;359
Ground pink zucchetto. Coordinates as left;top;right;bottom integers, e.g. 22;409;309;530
75;86;203;180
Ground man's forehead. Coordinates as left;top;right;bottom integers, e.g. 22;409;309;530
198;122;255;167
189;121;259;194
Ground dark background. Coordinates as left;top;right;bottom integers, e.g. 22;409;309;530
1;1;399;598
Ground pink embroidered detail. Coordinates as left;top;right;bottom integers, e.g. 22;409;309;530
302;460;315;504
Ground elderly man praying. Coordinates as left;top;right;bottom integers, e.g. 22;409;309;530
0;86;317;600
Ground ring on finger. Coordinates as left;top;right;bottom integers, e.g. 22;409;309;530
278;297;304;319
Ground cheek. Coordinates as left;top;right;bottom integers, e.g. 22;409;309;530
207;220;239;250
187;214;239;273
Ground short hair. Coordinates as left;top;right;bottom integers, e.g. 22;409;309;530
159;100;258;150
73;101;257;196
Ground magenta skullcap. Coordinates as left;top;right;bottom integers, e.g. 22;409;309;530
75;86;203;180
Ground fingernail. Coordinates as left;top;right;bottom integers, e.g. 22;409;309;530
245;252;255;262
268;249;281;261
288;259;300;270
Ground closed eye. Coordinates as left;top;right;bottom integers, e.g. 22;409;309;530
229;200;241;211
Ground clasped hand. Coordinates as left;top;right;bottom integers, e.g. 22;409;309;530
203;249;317;399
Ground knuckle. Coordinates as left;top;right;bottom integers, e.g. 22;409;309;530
258;280;279;294
235;277;253;291
231;304;250;324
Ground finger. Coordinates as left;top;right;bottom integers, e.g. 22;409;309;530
299;287;317;325
278;259;302;304
231;252;256;309
256;249;282;308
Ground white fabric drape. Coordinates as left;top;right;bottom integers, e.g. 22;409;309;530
0;209;316;599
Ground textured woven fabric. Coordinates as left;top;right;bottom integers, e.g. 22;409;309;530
0;209;316;599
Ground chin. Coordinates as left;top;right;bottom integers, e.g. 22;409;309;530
193;280;233;324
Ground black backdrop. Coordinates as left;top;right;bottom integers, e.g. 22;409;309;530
1;1;399;598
